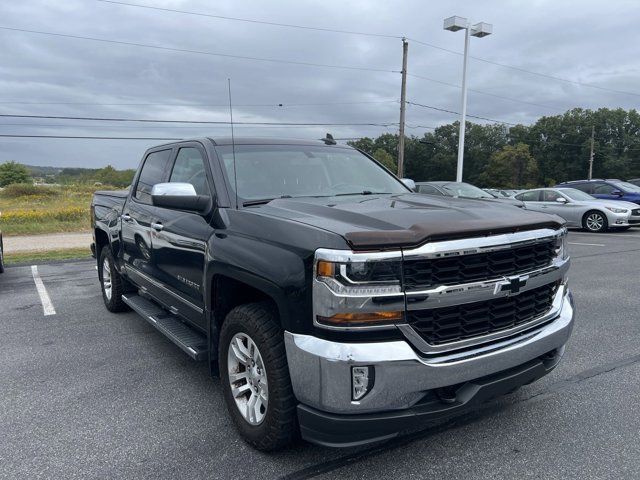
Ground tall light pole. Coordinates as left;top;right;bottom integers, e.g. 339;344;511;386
443;16;492;182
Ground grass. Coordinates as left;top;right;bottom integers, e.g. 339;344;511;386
4;247;92;265
0;184;117;236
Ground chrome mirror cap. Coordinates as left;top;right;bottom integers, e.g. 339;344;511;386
151;182;197;197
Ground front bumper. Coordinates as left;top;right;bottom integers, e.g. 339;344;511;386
284;290;574;446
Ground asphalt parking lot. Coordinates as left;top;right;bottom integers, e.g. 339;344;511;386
2;229;640;479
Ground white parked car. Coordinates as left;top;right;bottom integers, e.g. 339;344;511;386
514;188;640;232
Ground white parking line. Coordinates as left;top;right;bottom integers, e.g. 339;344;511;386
570;232;640;238
568;242;605;247
31;265;56;316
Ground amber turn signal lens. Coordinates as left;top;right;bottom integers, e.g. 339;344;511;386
316;260;335;277
317;310;403;326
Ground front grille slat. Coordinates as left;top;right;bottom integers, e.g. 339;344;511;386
403;241;555;291
407;283;557;346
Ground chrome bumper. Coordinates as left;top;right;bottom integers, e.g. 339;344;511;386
285;289;574;414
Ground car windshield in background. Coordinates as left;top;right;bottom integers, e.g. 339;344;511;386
613;181;640;193
216;145;408;202
442;182;493;199
561;188;595;201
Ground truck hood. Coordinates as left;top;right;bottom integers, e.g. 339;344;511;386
254;194;564;250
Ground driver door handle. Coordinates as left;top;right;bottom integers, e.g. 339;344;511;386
151;222;164;231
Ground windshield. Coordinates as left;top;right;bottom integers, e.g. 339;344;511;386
561;188;595;201
216;144;409;202
441;182;493;199
613;181;640;193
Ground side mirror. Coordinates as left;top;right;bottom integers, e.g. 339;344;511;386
611;190;623;196
151;182;210;212
555;197;568;203
401;178;416;191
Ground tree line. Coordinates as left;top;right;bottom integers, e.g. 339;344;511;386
349;107;640;188
0;162;136;188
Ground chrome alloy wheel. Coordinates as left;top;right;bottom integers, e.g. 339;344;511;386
227;332;268;425
102;258;113;300
586;213;604;231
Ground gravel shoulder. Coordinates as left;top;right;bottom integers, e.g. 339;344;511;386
3;231;92;253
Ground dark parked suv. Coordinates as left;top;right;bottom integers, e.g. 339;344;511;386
556;179;640;205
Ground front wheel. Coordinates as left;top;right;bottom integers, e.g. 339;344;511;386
219;302;297;451
582;211;608;233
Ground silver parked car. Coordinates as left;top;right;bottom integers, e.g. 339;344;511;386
514;188;640;232
415;181;525;208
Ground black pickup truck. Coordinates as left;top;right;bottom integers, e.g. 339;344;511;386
91;137;574;450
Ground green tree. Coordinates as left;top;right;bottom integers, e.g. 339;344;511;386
0;161;30;187
372;148;396;172
478;143;539;188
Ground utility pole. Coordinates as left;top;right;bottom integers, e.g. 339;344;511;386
588;125;595;180
456;25;471;182
397;38;408;178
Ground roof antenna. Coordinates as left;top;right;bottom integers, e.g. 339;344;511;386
227;78;239;209
322;133;336;145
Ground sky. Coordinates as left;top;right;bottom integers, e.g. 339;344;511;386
1;0;639;169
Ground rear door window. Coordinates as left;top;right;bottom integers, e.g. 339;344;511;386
134;149;172;204
571;183;593;194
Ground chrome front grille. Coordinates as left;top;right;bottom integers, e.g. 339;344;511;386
402;240;556;291
407;282;558;345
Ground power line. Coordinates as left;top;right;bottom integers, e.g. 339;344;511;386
0;25;399;74
0;113;397;126
95;0;640;98
96;0;401;40
0;99;398;107
407;73;564;111
0;134;183;140
0;122;394;130
406;101;519;126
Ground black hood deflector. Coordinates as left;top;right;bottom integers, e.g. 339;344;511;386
254;194;564;251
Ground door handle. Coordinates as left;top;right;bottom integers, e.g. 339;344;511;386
121;214;132;222
151;222;164;231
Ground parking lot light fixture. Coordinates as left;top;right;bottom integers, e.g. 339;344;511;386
443;16;493;182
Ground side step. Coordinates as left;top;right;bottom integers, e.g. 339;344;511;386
122;294;208;361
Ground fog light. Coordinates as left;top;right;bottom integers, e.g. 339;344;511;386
352;366;374;401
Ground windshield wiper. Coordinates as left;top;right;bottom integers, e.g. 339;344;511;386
242;195;292;207
333;191;393;197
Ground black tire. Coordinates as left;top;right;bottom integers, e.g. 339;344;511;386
98;245;130;312
582;210;608;233
219;302;298;451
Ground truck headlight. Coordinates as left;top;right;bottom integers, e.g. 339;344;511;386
314;252;404;329
554;228;568;261
316;259;402;294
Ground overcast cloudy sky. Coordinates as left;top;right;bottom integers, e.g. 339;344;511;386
1;0;639;169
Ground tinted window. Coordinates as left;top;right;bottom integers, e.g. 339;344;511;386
542;190;564;202
135;149;172;203
593;183;616;194
169;147;209;195
418;185;442;195
569;183;593;194
516;191;540;202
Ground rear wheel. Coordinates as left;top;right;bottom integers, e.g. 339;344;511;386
98;246;130;312
219;302;297;451
582;211;608;233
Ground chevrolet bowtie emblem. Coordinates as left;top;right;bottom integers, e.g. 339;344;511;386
495;275;529;295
